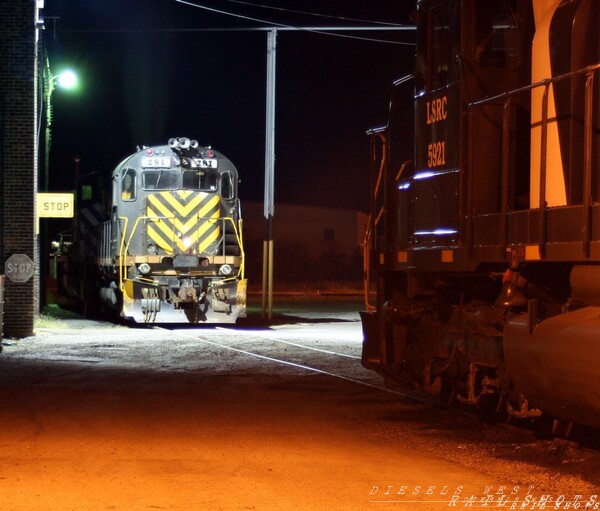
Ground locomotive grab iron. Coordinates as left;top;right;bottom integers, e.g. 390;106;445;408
362;0;600;431
54;137;246;324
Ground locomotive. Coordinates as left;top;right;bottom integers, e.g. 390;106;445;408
362;0;600;432
54;137;246;324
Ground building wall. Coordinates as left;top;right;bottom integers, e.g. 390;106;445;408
0;1;39;337
243;201;367;256
242;201;367;285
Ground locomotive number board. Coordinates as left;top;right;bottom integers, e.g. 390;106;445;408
192;158;218;169
142;156;172;168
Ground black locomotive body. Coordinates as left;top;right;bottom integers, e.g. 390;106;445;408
362;0;600;430
56;137;246;324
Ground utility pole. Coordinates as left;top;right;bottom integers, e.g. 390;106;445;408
262;27;276;320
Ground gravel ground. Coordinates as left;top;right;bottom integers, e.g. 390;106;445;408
0;300;598;509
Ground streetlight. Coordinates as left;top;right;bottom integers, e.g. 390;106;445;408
44;63;78;191
55;69;78;90
40;58;78;310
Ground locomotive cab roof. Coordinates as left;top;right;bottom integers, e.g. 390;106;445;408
113;137;239;181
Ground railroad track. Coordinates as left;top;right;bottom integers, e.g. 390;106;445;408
155;324;414;398
155;323;599;456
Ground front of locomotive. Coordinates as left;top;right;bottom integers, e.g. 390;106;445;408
114;137;246;323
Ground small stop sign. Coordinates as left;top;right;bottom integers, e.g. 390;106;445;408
5;254;35;283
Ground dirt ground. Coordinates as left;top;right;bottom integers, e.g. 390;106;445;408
0;304;598;510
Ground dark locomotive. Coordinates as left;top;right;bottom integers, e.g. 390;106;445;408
54;137;246;324
362;0;600;432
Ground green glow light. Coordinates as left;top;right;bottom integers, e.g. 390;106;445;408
56;69;78;90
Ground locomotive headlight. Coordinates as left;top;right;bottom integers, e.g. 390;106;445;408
139;263;151;275
147;244;157;255
219;264;233;276
182;237;193;250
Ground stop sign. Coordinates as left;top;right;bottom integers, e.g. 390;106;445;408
5;254;35;283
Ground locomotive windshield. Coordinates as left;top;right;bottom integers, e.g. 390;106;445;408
142;170;179;190
181;169;218;191
140;169;220;191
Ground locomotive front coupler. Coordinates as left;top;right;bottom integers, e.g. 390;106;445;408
162;276;207;308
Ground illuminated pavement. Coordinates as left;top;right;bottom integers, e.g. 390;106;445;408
0;301;597;510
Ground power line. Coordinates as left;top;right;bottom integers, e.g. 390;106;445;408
173;0;416;46
221;0;404;27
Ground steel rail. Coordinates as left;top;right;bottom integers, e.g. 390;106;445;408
155;326;413;398
216;326;362;360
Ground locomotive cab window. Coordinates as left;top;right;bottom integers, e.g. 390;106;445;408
142;170;179;190
220;172;236;200
475;1;520;69
416;2;459;93
181;169;218;191
429;6;450;89
121;168;137;201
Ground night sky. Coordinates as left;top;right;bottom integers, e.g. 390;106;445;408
44;0;415;210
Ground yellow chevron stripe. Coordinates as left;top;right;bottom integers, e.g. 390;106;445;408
198;225;221;252
147;195;176;218
148;195;220;232
195;216;219;238
147;226;173;253
145;192;224;254
147;215;221;253
160;191;218;217
147;207;177;240
179;209;220;233
179;194;207;216
146;210;177;253
179;219;218;244
197;195;220;218
177;190;192;200
160;193;201;217
148;213;218;240
148;223;221;253
150;192;221;219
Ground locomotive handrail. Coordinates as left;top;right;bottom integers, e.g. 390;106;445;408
538;82;550;257
500;97;511;257
468;62;599;259
118;215;130;289
220;215;245;280
363;130;388;312
363;120;413;311
467;63;600;108
363;74;416;311
583;71;595;257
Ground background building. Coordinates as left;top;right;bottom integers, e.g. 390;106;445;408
242;202;367;290
0;0;40;338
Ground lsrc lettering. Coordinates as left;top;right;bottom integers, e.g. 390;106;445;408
426;96;448;125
